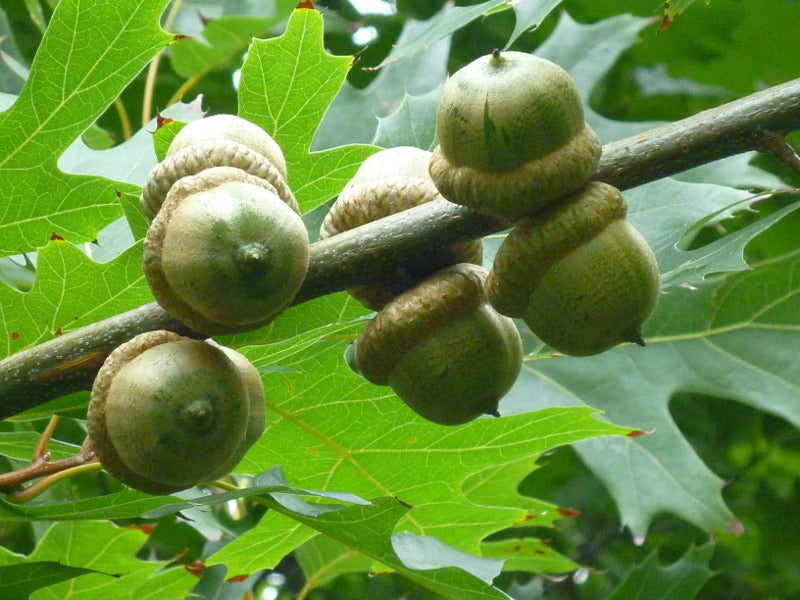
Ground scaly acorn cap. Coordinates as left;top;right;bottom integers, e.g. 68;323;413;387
486;181;661;356
141;140;297;221
320;146;483;310
167;114;288;181
354;263;522;425
429;50;601;218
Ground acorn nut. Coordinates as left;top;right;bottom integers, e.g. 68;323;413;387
486;182;660;356
429;50;602;218
143;167;310;335
87;331;265;494
353;263;522;425
320;146;482;310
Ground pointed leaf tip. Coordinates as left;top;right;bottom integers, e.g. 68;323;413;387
729;516;745;537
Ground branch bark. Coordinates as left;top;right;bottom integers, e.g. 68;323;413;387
2;77;800;419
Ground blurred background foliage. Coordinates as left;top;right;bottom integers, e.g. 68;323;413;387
1;1;799;599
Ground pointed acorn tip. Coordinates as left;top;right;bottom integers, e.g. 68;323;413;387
489;409;501;418
630;332;646;347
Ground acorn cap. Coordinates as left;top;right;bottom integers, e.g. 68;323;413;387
168;114;288;181
141;140;296;221
429;50;601;218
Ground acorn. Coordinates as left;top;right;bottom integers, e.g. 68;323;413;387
353;263;522;425
87;331;265;494
320;146;483;310
143;167;309;335
429;50;602;218
486;182;660;356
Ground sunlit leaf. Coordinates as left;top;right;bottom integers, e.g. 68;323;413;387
237;7;379;211
0;0;172;255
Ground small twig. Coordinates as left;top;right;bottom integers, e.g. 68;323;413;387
754;131;800;175
0;425;97;494
0;448;97;492
5;461;101;504
33;415;59;460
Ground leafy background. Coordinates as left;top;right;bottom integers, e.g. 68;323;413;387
0;0;799;599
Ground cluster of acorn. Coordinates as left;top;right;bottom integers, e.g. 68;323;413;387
430;50;661;357
85;49;661;494
323;50;660;425
87;115;311;493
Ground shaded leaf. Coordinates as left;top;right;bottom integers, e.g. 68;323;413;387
506;0;563;49
315;17;451;149
607;542;715;600
377;0;510;69
0;562;93;600
373;88;441;151
510;225;800;537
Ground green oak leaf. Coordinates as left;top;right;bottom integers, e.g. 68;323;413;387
200;329;632;577
237;7;379;212
0;240;152;360
607;543;715;600
0;0;172;255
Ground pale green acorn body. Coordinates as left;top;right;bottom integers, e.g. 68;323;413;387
487;182;660;356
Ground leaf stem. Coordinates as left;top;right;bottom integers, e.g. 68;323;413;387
0;77;799;418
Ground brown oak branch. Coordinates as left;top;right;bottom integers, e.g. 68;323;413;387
1;77;799;419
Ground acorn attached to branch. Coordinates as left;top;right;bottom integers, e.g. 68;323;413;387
486;182;660;356
87;331;265;494
140;115;309;335
320;146;482;310
353;263;522;425
429;50;602;218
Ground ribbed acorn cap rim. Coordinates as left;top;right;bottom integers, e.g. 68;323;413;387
354;263;489;385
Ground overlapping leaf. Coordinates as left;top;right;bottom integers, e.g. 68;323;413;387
237;8;380;211
0;0;172;255
0;521;195;600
